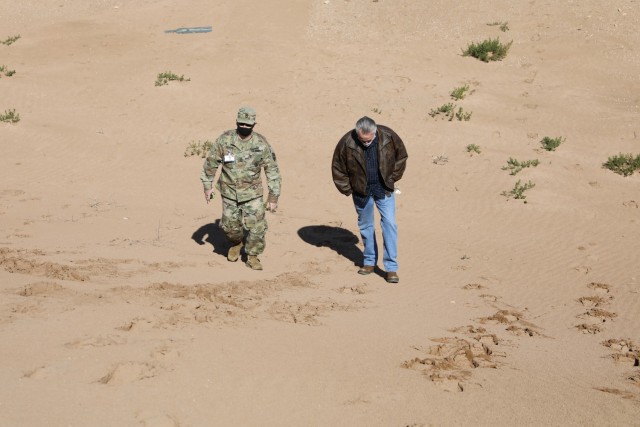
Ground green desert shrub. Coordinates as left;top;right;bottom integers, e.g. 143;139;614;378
0;65;16;77
540;136;565;151
155;71;190;86
429;103;455;118
466;144;481;155
450;84;470;100
455;107;472;121
1;35;20;46
502;158;539;175
602;153;640;177
463;38;512;62
502;180;535;200
429;104;472;121
0;109;20;123
184;140;213;158
487;21;509;32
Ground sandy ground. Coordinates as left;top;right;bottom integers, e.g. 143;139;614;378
1;0;640;425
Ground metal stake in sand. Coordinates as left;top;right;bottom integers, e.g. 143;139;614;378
164;26;212;34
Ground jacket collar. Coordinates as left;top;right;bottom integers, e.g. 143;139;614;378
347;128;389;149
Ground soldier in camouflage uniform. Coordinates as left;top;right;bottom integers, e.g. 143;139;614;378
201;107;281;270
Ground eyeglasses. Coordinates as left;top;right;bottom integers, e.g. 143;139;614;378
237;123;254;128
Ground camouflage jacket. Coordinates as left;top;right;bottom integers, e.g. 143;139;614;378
201;130;281;203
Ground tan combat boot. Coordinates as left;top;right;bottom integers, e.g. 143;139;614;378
246;255;263;270
227;242;243;262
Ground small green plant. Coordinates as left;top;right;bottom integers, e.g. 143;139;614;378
540;136;564;151
0;65;16;77
450;84;470;100
1;35;21;46
455;107;472;121
155;71;190;86
0;109;20;123
602;153;640;177
462;38;512;62
429;103;472;121
371;107;382;114
487;21;509;32
184;140;214;158
429;103;455;118
502;157;539;175
466;144;481;155
502;180;535;201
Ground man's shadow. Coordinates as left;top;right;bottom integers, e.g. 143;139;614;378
297;225;363;267
191;219;228;257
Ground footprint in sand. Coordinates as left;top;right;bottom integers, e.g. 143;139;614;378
587;282;611;294
98;361;158;385
136;410;180;427
578;308;617;322
150;344;181;363
372;75;412;94
17;281;69;297
577;295;612;308
337;284;369;295
116;317;153;332
575;323;602;334
480;294;500;303
98;342;182;385
478;309;542;337
594;387;637;400
449;325;487;335
65;334;127;349
23;365;58;380
574;265;592;275
407;286;546;391
449;326;503;349
268;298;365;326
574;282;616;333
462;283;485;290
402;336;501;392
576;286;639;396
108;273;363;330
596;339;640;398
0;249;89;281
601;339;640;367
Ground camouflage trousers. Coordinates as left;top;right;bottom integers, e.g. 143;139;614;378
220;196;267;256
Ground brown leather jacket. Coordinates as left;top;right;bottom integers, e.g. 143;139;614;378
331;125;408;196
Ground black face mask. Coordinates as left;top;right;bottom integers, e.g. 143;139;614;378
237;125;253;137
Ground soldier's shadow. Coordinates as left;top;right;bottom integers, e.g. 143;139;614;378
297;225;363;267
191;219;228;257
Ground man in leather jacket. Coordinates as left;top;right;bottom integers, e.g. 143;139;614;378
331;116;408;283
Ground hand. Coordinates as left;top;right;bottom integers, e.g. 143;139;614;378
204;189;214;203
267;202;278;212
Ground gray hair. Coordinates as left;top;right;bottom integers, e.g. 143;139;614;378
355;116;377;134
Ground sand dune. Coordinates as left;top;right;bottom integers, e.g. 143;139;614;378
1;1;639;425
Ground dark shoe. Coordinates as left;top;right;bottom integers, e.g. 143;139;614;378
227;242;243;262
386;272;399;283
358;265;374;275
246;255;263;270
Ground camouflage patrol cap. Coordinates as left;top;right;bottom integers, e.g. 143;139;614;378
236;107;256;125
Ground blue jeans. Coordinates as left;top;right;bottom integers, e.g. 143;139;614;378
353;193;398;272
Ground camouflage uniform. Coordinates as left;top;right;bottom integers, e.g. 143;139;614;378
200;108;281;257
